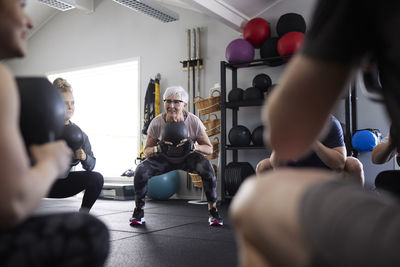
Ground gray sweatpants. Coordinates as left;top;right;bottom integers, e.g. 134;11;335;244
300;178;400;267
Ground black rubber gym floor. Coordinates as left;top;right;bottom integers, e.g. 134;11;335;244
37;197;238;267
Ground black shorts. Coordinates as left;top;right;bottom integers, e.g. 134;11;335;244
300;178;400;267
0;212;109;267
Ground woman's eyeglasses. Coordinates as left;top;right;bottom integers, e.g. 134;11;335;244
163;99;184;104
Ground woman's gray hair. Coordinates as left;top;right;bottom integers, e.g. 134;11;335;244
163;86;188;103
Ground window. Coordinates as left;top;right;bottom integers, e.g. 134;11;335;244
48;59;140;177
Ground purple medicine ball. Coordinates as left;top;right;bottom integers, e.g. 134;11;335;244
226;39;255;63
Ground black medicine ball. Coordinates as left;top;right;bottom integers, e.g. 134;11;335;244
229;125;252;147
161;122;189;145
251;126;264;146
260;37;285;66
228;88;244;102
252;74;272;93
243;87;264;101
276;13;306;37
62;123;84;151
17;77;65;147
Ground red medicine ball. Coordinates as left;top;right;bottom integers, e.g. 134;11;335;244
243;18;270;48
277;32;304;60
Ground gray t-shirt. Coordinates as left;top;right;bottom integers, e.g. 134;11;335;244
147;111;206;142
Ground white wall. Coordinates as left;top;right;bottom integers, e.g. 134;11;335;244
7;0;240;93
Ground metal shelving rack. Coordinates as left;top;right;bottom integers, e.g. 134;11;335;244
220;58;280;201
220;57;358;201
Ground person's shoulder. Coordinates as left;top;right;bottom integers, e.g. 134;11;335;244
187;112;201;121
330;114;339;123
71;121;88;136
330;115;341;128
151;114;164;124
148;114;162;125
153;113;163;120
148;114;164;131
187;112;203;125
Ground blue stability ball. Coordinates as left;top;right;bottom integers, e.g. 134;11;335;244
147;170;180;200
352;130;378;152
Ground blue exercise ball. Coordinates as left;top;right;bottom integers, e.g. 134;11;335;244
147;170;180;200
352;130;378;152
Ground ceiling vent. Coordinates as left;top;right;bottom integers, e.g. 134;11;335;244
112;0;179;23
37;0;94;13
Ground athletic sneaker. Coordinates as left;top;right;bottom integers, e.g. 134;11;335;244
208;207;223;226
129;207;145;225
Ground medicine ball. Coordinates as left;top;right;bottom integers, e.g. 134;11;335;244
351;129;379;152
61;123;84;151
161;122;189;145
251;126;264;146
260;37;285;66
252;74;272;93
277;32;304;60
228;88;244;102
160;122;192;162
225;39;255;65
17;77;65;147
243;87;263;101
229;125;252;147
276;13;306;37
243;17;270;48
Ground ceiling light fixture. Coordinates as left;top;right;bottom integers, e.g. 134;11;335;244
112;0;179;23
37;0;93;13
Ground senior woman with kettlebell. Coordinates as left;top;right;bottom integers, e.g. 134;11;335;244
130;86;223;226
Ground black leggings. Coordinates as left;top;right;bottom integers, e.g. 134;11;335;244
0;212;109;267
134;152;217;208
48;171;104;211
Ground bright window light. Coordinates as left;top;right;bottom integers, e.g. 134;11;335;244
48;59;140;177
